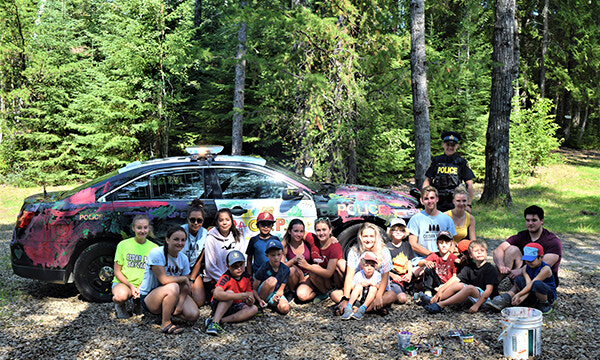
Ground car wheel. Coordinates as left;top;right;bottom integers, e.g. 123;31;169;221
338;223;389;258
74;242;117;303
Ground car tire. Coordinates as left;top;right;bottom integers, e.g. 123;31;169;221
74;242;117;303
338;223;389;258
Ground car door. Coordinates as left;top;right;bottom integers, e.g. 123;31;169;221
103;167;216;242
209;166;318;240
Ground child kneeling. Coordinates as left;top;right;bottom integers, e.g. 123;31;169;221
253;240;290;314
340;252;381;320
206;250;258;336
489;243;556;314
422;239;499;314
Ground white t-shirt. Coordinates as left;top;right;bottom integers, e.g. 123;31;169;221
353;269;382;287
407;210;457;254
139;247;190;296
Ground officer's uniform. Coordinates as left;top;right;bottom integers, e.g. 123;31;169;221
425;132;474;212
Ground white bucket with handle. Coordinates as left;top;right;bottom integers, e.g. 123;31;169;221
498;307;543;359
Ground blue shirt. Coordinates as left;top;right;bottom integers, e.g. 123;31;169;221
526;261;557;297
254;261;290;290
246;234;280;274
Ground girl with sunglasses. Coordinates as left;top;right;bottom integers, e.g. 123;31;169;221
181;199;208;306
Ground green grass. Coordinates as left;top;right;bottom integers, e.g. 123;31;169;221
474;154;600;240
0;184;73;225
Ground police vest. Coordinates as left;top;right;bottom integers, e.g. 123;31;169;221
431;157;464;196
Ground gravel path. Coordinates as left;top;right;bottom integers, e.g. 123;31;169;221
1;222;599;360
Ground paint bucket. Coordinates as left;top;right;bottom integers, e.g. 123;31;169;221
498;307;543;359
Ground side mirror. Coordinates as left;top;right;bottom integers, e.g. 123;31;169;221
282;188;303;201
410;187;421;200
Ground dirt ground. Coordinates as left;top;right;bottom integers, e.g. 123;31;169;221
1;222;599;360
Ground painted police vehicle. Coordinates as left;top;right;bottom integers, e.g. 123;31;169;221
11;146;419;302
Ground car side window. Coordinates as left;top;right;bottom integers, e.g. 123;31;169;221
150;170;204;200
216;168;287;199
111;178;151;200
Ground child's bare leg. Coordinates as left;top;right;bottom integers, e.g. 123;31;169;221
174;282;190;315
436;282;464;301
222;304;258;323
307;273;330;294
287;266;303;290
112;283;133;304
143;283;179;329
212;299;233;324
191;279;205;307
361;286;378;309
348;284;363;305
277;298;290;314
438;285;479;308
296;281;317;302
258;277;277;301
179;295;200;323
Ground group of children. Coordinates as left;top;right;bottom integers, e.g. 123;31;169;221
111;202;557;336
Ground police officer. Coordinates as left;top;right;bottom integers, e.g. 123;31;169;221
422;131;474;212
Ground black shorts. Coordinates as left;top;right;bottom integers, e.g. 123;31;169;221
210;299;246;317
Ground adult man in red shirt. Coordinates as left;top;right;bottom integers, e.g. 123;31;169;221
493;205;562;285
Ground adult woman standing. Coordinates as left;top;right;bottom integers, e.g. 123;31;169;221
444;184;476;244
331;223;396;315
181;199;208;306
296;218;343;302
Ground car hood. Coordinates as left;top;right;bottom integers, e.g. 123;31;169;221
317;184;420;223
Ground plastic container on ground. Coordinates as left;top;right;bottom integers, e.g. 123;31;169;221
498;306;543;359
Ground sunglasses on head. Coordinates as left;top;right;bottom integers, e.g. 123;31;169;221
188;217;204;224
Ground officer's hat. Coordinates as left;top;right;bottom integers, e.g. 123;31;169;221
441;131;461;144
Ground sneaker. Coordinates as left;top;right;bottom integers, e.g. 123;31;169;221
489;293;512;311
424;302;443;314
205;321;224;336
351;307;365;320
204;318;212;328
114;302;130;319
341;306;353;320
132;298;143;315
419;292;433;305
537;301;553;315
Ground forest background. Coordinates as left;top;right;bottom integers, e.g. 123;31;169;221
0;0;597;187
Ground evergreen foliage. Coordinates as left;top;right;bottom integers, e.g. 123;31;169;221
0;0;597;186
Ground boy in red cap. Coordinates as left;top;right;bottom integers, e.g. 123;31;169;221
489;243;556;314
246;211;280;277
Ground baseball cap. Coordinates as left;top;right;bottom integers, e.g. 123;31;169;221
226;250;245;266
257;212;275;223
265;239;283;252
437;231;453;241
361;251;378;262
521;243;544;261
457;239;471;253
389;218;407;227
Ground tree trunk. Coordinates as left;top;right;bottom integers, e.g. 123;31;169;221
576;102;589;146
540;0;549;99
231;3;247;156
480;0;518;206
410;0;431;189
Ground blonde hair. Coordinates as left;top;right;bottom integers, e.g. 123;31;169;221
131;214;155;238
355;223;385;263
469;239;488;252
453;183;468;199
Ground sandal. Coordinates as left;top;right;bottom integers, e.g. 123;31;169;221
161;323;185;335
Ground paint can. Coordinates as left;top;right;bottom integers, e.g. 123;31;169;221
460;334;474;344
431;346;442;356
404;346;417;357
397;331;412;351
498;307;543;359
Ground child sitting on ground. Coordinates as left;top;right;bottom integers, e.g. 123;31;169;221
414;231;458;304
340;252;382;320
386;218;414;304
253;239;290;315
423;239;499;313
246;211;280;277
206;250;258;336
489;243;556;314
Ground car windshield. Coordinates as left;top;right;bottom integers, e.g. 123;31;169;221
266;163;322;192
